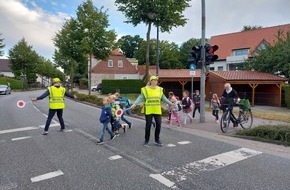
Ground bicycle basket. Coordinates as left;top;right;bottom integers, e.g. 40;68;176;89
239;99;251;110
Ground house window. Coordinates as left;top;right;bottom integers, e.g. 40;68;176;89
108;60;113;67
233;49;249;56
122;76;128;79
218;66;223;71
118;60;123;67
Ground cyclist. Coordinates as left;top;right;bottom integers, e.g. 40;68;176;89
221;83;240;127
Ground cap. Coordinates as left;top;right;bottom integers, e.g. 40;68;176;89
150;76;158;81
53;78;61;83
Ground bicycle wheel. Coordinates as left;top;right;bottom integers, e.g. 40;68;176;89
239;110;253;129
220;110;231;133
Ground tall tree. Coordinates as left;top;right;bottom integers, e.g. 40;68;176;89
115;0;190;82
158;41;182;69
76;0;116;94
244;31;290;78
134;40;155;65
8;38;39;85
118;35;143;58
242;25;263;31
0;33;5;56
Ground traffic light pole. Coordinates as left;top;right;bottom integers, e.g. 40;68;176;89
200;0;206;123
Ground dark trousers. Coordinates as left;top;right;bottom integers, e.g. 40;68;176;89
192;106;200;118
44;109;65;131
145;114;162;142
212;110;219;120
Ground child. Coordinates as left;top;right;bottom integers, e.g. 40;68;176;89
210;93;220;123
97;97;116;144
109;95;124;135
168;93;181;127
115;92;132;129
181;90;194;125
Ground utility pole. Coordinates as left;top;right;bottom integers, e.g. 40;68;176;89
156;24;159;76
200;0;206;123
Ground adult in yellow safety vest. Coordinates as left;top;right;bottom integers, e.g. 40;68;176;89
32;78;76;135
130;76;172;146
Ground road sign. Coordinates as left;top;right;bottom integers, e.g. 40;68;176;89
17;100;26;108
190;70;196;76
190;64;196;71
115;109;123;117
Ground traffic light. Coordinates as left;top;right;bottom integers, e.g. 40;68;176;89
205;44;219;65
188;46;201;66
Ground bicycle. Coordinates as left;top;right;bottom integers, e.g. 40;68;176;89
220;99;253;133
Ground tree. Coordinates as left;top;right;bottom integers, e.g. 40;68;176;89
118;35;143;58
244;31;290;78
115;0;190;82
76;0;116;94
158;41;182;69
242;25;263;31
134;40;155;65
0;33;5;56
8;38;39;85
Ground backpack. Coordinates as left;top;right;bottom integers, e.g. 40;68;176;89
119;97;131;108
177;101;182;111
188;97;194;111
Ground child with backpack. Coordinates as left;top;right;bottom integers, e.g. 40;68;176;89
97;97;117;144
181;90;194;125
210;93;221;123
115;92;132;129
167;92;181;127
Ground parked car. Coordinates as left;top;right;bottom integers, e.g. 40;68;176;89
91;83;102;92
0;85;11;95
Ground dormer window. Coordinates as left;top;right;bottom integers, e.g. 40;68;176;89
118;60;123;68
108;60;113;67
232;49;249;56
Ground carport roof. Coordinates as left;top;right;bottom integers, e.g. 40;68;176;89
209;70;288;81
149;69;201;78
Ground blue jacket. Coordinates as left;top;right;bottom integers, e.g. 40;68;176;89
99;105;112;123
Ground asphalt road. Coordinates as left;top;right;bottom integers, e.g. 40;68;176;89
1;90;290;190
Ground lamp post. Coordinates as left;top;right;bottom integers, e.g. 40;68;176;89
84;28;92;95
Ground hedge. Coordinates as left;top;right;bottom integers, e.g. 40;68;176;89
284;85;290;109
102;79;145;94
236;125;290;146
0;77;23;89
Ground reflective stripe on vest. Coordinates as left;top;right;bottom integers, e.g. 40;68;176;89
141;86;163;115
48;86;65;109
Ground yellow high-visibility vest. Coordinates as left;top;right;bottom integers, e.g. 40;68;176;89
141;86;163;115
48;86;65;109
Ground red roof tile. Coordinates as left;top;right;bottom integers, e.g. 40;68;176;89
210;70;287;81
209;24;290;60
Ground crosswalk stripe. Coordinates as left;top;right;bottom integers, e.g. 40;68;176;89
0;126;38;135
38;123;60;128
149;174;176;188
161;148;262;183
177;141;191;145
109;155;122;160
31;170;64;183
11;136;31;141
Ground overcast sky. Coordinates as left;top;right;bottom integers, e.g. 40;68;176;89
0;0;289;60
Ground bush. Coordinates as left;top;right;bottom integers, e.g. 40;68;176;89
284;85;290;109
0;77;23;89
236;125;290;146
102;79;145;94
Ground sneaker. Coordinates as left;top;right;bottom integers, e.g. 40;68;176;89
155;140;163;146
129;123;132;129
111;135;117;140
143;141;149;146
233;123;238;127
97;140;104;144
42;131;48;135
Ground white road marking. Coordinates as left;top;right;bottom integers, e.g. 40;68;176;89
64;130;73;132
109;155;122;160
31;170;64;183
11;136;31;141
149;174;176;188
177;141;191;145
0;126;38;135
162;148;262;182
167;144;176;147
38;123;60;129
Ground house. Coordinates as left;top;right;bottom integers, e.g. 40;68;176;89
209;23;290;71
0;59;14;77
91;50;139;86
148;68;287;107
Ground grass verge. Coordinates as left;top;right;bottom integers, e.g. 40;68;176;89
236;125;290;146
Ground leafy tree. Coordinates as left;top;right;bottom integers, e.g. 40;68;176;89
134;40;155;65
244;31;290;78
8;38;39;85
0;33;5;56
115;0;190;81
242;25;263;31
118;35;143;58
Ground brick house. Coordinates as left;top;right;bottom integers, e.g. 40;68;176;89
91;50;139;86
209;23;290;71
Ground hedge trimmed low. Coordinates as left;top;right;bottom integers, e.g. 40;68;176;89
236;125;290;146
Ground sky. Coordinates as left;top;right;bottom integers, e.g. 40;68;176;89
0;0;290;61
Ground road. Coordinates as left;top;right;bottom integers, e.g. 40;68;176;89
1;90;290;190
